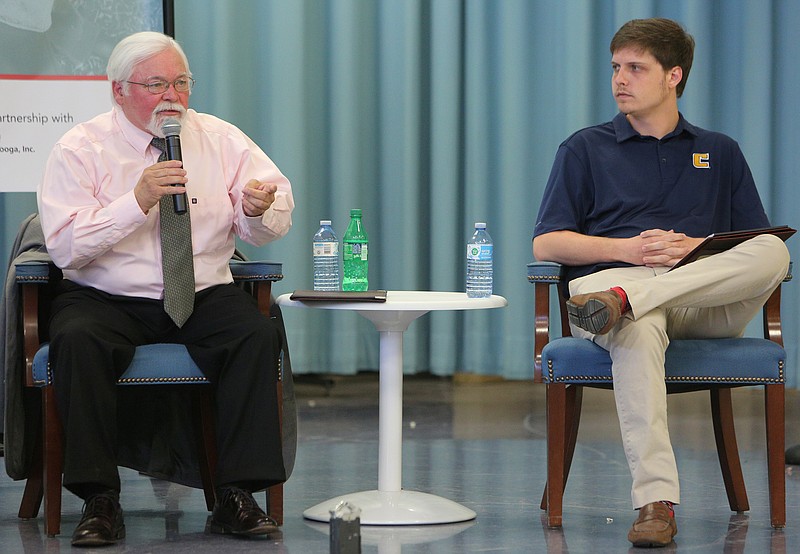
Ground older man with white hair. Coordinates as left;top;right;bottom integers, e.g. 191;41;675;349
38;31;294;546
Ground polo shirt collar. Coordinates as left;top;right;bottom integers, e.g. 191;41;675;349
612;111;699;142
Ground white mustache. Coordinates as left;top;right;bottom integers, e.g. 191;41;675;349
153;102;186;116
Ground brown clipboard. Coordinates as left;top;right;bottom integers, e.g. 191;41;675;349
289;289;388;302
669;225;796;271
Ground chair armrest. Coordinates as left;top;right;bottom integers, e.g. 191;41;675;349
229;260;283;315
764;261;793;345
526;261;563;284
15;261;55;386
764;283;786;346
15;260;52;284
527;262;565;381
229;260;283;282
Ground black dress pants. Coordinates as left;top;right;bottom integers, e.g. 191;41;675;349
48;280;284;499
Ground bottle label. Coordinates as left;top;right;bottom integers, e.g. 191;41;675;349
313;242;339;256
345;242;368;261
467;243;492;261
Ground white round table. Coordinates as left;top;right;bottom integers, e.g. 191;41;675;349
277;290;507;525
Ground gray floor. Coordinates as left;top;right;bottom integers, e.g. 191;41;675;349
1;374;799;553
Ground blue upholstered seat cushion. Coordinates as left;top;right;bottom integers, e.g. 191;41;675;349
542;337;785;385
32;343;209;386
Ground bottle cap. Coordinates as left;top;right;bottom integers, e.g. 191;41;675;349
350;208;362;217
320;220;332;226
475;222;487;229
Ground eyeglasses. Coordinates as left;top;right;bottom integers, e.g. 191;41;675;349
124;77;195;94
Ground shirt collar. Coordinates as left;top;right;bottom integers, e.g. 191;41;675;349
113;107;158;157
612;111;698;142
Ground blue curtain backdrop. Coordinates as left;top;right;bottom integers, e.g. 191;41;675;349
3;0;799;385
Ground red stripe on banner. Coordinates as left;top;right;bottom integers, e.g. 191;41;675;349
0;74;107;81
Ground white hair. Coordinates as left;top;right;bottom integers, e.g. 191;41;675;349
106;31;192;101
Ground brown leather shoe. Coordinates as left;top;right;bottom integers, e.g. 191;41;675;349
209;487;278;537
627;502;677;547
566;290;624;335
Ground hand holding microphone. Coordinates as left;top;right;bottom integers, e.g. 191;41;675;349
161;118;188;214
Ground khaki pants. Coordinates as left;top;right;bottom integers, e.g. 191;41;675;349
568;234;790;509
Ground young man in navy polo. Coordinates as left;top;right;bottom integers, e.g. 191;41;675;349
533;18;789;548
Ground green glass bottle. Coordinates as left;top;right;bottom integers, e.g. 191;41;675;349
342;208;369;291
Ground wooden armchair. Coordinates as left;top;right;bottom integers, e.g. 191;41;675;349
527;261;788;529
14;258;290;537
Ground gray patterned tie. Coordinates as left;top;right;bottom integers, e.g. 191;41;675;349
151;137;195;327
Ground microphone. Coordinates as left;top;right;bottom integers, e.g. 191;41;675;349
161;118;188;214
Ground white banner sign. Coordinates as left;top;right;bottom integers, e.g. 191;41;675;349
0;76;111;192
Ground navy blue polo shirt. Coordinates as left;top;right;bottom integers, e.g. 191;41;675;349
533;112;770;286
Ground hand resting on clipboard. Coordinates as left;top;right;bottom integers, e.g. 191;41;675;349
669;225;796;271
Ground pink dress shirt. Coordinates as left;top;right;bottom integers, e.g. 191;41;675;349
37;107;294;299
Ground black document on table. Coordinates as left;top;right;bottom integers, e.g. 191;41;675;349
669;225;796;271
289;289;388;302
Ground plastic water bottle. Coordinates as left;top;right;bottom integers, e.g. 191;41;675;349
342;209;369;291
466;222;493;298
313;220;340;291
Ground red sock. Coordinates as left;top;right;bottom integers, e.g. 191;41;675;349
610;286;629;312
659;500;675;517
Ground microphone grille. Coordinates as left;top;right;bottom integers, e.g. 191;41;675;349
161;118;182;137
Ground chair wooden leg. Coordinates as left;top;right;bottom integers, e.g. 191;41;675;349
710;388;749;513
18;427;44;520
194;387;218;511
764;384;785;528
267;373;285;525
266;483;284;526
562;385;583;491
42;385;63;537
543;383;585;528
541;384;582;523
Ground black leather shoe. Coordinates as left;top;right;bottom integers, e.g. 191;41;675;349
71;492;125;547
209;487;278;536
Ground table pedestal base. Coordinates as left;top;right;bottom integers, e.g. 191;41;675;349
302;490;477;525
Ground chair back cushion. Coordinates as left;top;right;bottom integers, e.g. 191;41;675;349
542;337;784;386
32;343;209;386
